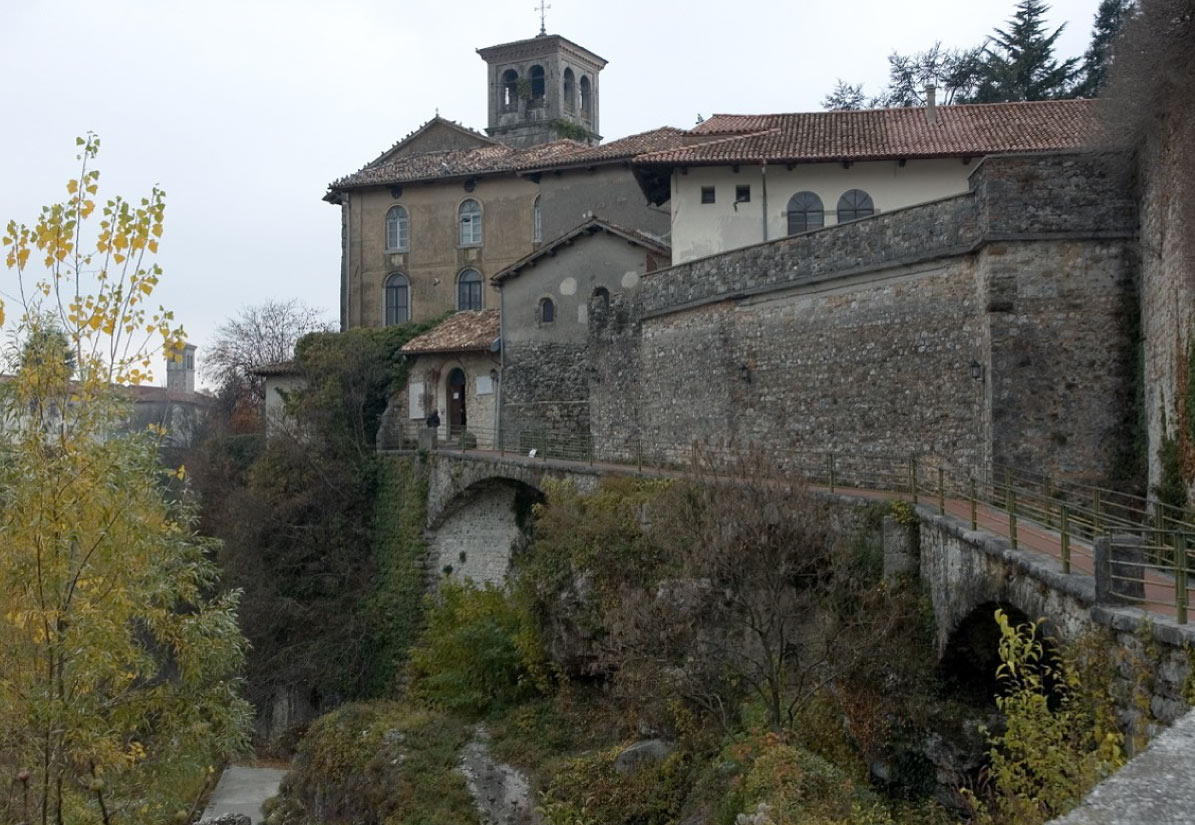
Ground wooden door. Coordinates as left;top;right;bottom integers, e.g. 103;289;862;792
447;368;467;435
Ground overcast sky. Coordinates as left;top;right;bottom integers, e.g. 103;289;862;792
0;0;1100;385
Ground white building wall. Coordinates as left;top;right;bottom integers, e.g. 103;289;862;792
670;158;975;263
263;374;306;436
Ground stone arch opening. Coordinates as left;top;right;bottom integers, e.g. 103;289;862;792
938;601;1057;707
501;69;519;110
431;476;546;586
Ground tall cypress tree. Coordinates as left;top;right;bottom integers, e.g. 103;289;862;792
1074;0;1136;97
970;0;1081;101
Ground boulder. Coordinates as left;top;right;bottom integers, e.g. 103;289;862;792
613;739;674;774
199;815;252;825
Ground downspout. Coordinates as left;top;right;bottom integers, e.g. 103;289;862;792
496;284;505;448
760;161;769;243
339;194;349;332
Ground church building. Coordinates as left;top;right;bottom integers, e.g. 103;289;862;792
324;30;675;333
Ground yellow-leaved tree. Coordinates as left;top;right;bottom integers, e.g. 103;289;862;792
0;135;251;825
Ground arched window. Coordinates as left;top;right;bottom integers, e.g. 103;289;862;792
501;69;518;110
837;189;875;223
579;76;591;115
385;205;409;251
592;286;610;310
384;274;409;325
459;199;482;246
786;192;824;235
539;297;555;324
533;196;542;243
457;269;483;311
563;68;576;112
529;65;546;99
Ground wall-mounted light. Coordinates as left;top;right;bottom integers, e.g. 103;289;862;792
489;368;499;383
740;363;752;383
969;359;983;381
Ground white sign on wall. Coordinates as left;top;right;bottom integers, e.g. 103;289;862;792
476;375;494;396
408;382;424;419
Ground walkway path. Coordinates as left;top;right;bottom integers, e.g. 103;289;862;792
201;765;287;824
430;446;1193;622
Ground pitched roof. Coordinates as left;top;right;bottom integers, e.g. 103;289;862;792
252;360;299;377
492;217;671;284
636;100;1099;165
513;127;696;171
400;309;501;355
328;126;697;194
369;115;496;166
327;140;587;193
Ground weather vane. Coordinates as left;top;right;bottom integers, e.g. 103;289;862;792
536;0;551;34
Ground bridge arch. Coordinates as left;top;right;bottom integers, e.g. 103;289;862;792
425;453;601;586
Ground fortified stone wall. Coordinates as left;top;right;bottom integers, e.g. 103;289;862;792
982;239;1137;482
589;153;1138;484
1140;105;1195;497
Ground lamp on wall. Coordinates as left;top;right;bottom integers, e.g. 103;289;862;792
489;368;499;383
969;359;983;381
740;363;752;383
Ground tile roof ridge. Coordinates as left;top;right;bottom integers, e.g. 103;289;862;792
636;128;781;160
700;98;1095;122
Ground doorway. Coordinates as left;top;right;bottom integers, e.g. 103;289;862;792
447;368;467;435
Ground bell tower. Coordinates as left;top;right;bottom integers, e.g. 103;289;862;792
477;33;606;148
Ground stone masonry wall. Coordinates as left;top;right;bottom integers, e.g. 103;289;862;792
590;153;1138;482
1140;106;1195;497
983;239;1138;484
502;340;591;441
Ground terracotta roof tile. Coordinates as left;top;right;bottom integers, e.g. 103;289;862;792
400;309;501;355
329;127;699;191
640;100;1102;165
513;127;697;170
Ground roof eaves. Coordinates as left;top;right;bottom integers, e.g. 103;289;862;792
492;217;670;284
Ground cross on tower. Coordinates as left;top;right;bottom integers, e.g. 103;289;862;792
536;0;551;34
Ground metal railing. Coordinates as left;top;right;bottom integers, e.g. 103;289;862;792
393;423;1195;623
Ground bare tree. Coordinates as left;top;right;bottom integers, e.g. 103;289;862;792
206;299;330;410
602;448;897;733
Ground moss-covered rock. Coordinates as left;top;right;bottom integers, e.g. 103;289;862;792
270;702;473;825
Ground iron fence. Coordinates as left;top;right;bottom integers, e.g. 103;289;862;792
393;423;1195;623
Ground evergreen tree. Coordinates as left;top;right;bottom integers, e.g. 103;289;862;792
1074;0;1136;97
971;0;1081;101
821;79;868;111
875;43;986;106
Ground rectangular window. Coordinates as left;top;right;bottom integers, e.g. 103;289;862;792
736;185;751;203
460;214;482;246
700;186;715;204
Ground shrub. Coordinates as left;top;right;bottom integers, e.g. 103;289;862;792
539;745;695;825
968;610;1125;825
271;701;472;825
409;579;546;717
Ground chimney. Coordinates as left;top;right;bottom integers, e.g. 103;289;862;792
925;84;938;124
166;343;197;394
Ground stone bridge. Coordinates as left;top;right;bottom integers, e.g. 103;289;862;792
424;448;1195;725
424;451;601;584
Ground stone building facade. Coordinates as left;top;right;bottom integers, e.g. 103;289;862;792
383;309;501;449
588;152;1138;485
493;217;669;441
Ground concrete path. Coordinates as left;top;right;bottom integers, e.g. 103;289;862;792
201;765;288;824
1050;708;1195;825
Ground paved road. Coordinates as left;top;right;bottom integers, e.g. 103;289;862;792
202;765;288;824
